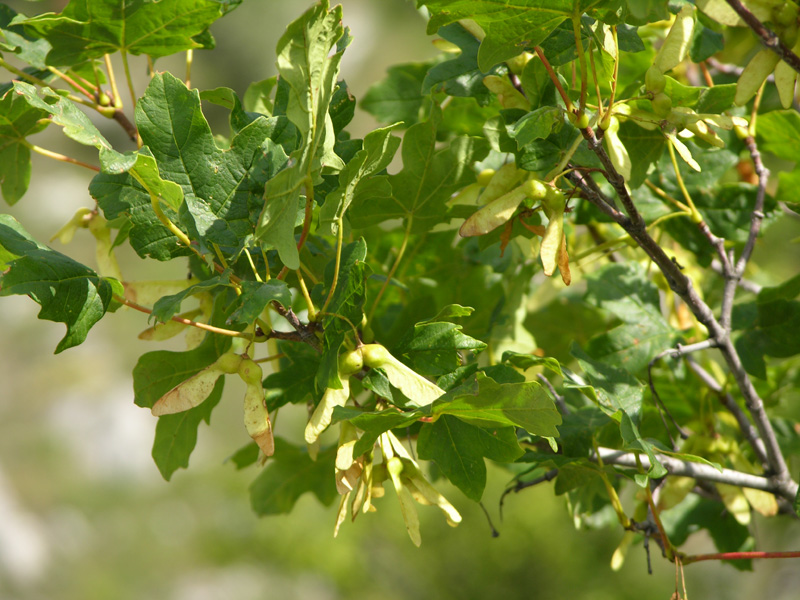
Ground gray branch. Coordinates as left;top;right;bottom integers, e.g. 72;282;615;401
595;447;798;500
574;124;795;494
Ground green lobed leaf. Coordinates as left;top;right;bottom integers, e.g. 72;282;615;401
395;321;487;377
432;373;562;436
417;416;524;501
152;377;224;481
618;411;667;478
734;298;800;379
617;120;665;189
585;318;677;373
0;214;116;352
320;124;401;234
151;273;231;322
249;438;337;515
358;106;488;232
263;342;320;411
136;72;278;250
228;279;292;325
15;0;234;65
0;5;51;69
584;262;662;324
509;106;563;148
255;1;346;268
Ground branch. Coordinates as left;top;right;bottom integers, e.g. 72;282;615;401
594;447;798;500
683;550;800;565
685;357;770;469
723;0;800;75
570;134;792;489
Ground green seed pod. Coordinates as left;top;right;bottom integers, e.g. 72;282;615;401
774;1;799;27
216;351;244;374
521;178;549;200
645;65;667;94
735;48;782;105
476;169;495;186
238;358;263;387
338;348;364;376
361;344;391;368
651;92;673;118
654;5;695;73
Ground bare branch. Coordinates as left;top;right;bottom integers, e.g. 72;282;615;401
711;259;762;294
537;373;569;415
685;357;769;468
594;447;798;500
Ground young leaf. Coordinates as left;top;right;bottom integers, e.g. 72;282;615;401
319;124;401;235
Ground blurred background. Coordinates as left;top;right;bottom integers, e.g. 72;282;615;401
1;1;800;598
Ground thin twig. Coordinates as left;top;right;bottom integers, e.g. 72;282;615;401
685;356;769;468
537;374;569;415
711;259;762;294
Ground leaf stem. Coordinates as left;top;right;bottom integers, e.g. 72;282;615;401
46;66;94;99
244;248;263;283
534;46;574;113
644;179;691;213
119;50;142;147
297;270;317;321
254;353;286;364
22;140;100;172
368;215;413;324
104;54;123;109
186;49;194;88
572;13;588;114
116;294;251;338
129;171;198;255
320;216;344;316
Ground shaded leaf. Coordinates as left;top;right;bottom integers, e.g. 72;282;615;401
250;438;337;515
417;416;523;500
0;214;116;352
152;377;224;480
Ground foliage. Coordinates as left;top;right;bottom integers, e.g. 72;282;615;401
2;0;800;592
